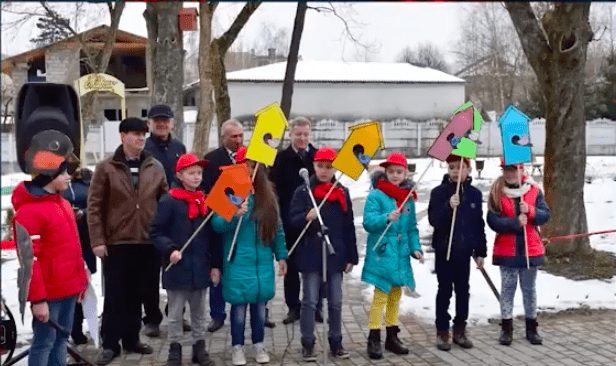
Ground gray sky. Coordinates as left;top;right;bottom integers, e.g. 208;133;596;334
2;2;464;67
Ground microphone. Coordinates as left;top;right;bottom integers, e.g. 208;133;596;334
299;168;310;185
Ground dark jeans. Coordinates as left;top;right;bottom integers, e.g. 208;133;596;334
29;296;77;366
230;302;266;346
101;244;150;352
435;255;471;331
141;245;163;326
300;271;342;347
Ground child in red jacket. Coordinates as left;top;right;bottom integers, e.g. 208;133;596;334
12;160;87;366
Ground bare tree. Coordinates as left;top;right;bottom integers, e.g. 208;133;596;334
397;42;449;72
255;21;290;57
192;3;217;157
144;2;185;139
191;2;260;155
1;73;15;125
506;3;594;257
280;2;307;119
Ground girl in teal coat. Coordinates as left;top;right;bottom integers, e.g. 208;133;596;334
362;152;424;360
211;158;287;366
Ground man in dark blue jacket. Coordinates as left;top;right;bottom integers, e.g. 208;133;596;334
144;104;187;337
269;117;323;325
428;155;487;352
145;104;187;188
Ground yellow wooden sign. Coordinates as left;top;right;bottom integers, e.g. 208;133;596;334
74;73;126;120
332;121;384;180
245;103;288;166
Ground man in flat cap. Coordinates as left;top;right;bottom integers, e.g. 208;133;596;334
88;117;168;365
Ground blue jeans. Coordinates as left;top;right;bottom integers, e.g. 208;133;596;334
29;296;77;366
300;271;343;348
230;302;265;346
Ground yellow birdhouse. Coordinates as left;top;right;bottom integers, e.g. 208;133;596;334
332;121;384;180
245;103;288;166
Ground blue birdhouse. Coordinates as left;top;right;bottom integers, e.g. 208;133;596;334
499;105;532;166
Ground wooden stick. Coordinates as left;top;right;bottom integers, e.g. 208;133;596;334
372;159;434;251
165;211;215;272
446;156;464;261
288;174;341;256
227;163;260;262
519;168;530;269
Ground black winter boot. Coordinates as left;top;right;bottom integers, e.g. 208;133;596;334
452;323;473;349
499;319;513;345
436;330;451;351
385;326;409;355
166;343;182;366
525;318;543;345
192;340;214;365
367;329;383;359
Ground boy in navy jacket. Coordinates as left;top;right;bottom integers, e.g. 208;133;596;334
150;153;214;366
428;155;487;351
289;147;358;361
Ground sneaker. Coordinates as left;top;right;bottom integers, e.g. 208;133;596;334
232;345;247;366
302;344;317;362
331;346;350;359
254;343;270;364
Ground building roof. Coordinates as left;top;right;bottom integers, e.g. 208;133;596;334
220;61;465;84
1;25;147;74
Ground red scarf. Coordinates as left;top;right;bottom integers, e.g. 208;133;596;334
313;183;348;213
169;188;209;219
376;179;416;208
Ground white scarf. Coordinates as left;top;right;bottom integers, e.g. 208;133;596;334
502;176;536;198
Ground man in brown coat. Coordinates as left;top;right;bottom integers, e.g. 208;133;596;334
88;117;168;365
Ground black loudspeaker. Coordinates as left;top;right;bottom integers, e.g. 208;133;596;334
15;82;81;174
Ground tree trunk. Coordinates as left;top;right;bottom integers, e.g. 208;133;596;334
210;2;261;146
192;3;216;157
145;2;185;140
505;3;594;257
280;2;307;119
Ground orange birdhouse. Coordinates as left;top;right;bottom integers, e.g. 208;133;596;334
179;8;198;31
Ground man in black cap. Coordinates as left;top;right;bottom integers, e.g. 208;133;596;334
89;117;168;365
143;104;187;337
145;104;187;187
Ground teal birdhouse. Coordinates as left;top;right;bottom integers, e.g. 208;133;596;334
499;105;532;166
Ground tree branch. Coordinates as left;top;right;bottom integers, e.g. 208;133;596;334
504;2;551;74
94;1;125;72
216;2;261;52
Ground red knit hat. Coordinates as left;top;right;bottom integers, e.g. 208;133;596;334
175;153;208;173
314;147;336;162
499;157;523;169
235;146;247;164
379;152;408;169
445;154;471;168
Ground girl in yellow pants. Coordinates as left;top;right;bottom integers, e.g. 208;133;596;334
362;152;424;360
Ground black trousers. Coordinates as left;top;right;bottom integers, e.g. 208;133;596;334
284;256;302;313
71;303;84;337
101;244;159;352
435;255;471;331
141;245;163;326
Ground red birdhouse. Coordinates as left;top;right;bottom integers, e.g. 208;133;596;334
178;8;198;31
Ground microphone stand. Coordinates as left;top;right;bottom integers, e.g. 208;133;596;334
300;175;334;365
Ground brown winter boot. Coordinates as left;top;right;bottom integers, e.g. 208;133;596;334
436;330;451;351
452;323;474;349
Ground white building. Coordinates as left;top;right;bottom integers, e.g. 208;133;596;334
185;60;466;121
